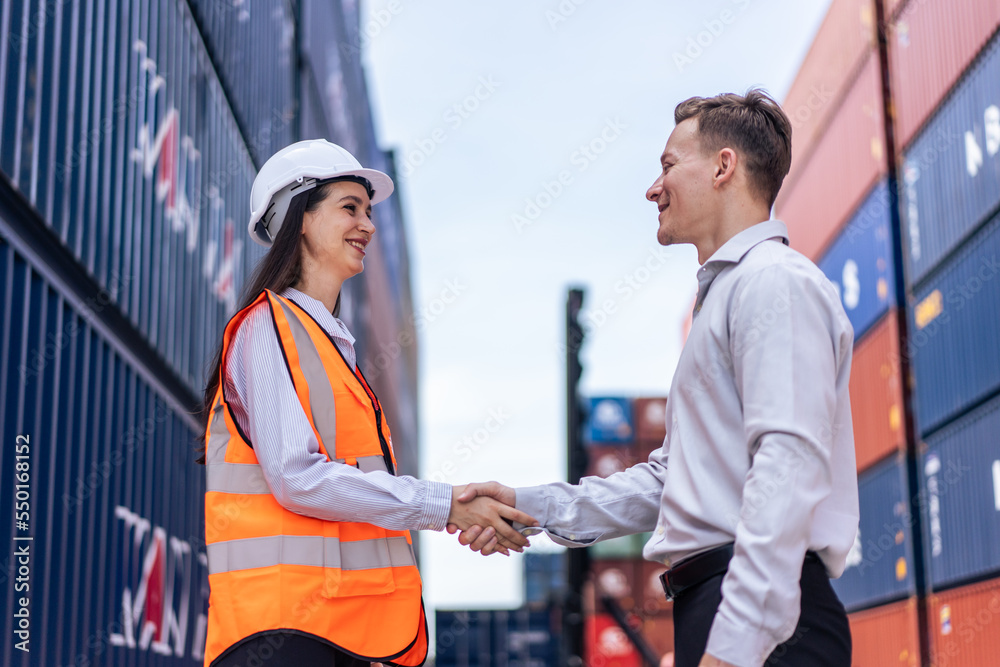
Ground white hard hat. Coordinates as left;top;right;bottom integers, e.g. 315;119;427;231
248;139;394;247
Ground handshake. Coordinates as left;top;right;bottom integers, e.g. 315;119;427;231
447;482;539;556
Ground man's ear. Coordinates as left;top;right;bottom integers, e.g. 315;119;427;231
714;148;738;187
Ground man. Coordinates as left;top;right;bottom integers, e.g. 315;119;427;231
452;90;859;667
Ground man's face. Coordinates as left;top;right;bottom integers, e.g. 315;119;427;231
645;119;717;247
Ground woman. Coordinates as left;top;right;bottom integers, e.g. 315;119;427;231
199;140;534;667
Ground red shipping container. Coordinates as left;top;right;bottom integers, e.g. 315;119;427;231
586;445;639;479
585;614;642;667
777;56;887;261
889;0;1000;149
641;615;676;663
850;311;906;472
848;597;921;666
927;577;1000;666
783;0;876;166
638;560;672;617
591;559;641;611
633;397;668;445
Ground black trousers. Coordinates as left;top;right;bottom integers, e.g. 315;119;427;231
672;557;851;667
214;632;372;667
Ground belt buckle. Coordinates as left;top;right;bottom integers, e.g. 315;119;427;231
658;571;677;601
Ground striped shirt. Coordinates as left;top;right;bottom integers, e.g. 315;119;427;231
223;286;452;532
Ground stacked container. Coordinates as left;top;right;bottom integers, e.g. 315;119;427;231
780;0;1000;661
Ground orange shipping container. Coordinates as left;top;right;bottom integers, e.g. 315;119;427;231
586;445;640;479
928;577;1000;666
850;311;906;472
849;597;921;666
889;0;1000;150
633;398;668;445
783;0;876;166
591;559;642;611
642;615;676;664
777;56;887;261
638;560;672;617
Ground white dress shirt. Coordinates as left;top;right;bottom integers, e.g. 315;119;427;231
516;220;859;667
223;286;453;532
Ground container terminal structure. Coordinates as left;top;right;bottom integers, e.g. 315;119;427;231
0;2;419;665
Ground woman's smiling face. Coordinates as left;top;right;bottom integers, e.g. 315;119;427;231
300;180;375;282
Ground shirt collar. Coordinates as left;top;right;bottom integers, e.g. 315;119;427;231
693;219;789;314
281;286;356;345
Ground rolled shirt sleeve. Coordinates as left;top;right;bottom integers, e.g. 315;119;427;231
225;301;453;533
705;264;852;666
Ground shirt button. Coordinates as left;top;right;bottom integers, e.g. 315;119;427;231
656;527;664;535
429;524;437;530
570;534;577;540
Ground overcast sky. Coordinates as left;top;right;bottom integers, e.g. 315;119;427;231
362;0;834;625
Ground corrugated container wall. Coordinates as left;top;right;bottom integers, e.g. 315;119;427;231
782;0;875;167
586;397;635;445
817;179;896;340
0;0;265;393
184;0;298;164
0;239;206;666
910;209;1000;435
777;56;887;261
436;609;561;667
849;312;905;472
900;31;1000;285
832;457;917;612
848;597;921;666
921;394;1000;590
888;0;1000;150
927;578;1000;666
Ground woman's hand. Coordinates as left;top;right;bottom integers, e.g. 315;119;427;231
448;483;537;555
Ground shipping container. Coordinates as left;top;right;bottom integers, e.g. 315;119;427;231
900;30;1000;284
638;560;672;617
641;615;676;663
0;236;207;667
850;311;906;472
777;56;887;262
782;0;875;167
832;457;917;611
818;179;896;340
910;209;1000;435
585;613;642;667
927;577;1000;667
848;597;921;666
921;394;1000;590
633;397;668;445
435;608;561;667
184;0;297;165
591;560;642;611
524;552;568;608
586;445;640;479
889;0;1000;150
585;397;635;445
0;0;265;394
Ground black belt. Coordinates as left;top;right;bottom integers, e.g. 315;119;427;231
659;543;822;601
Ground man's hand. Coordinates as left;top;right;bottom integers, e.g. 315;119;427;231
448;482;537;556
697;654;736;667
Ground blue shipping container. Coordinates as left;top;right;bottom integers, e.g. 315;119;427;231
922;394;1000;590
831;457;916;612
900;31;1000;284
910;208;1000;435
523;552;568;607
817;180;896;342
585;397;634;445
436;608;560;667
0;237;207;667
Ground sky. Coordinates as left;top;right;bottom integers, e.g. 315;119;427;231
362;0;834;622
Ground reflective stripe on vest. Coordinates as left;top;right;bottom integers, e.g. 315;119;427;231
207;535;416;575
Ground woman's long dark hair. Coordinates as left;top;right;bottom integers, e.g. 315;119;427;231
196;183;333;462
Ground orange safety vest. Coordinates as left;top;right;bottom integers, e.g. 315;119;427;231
203;289;428;666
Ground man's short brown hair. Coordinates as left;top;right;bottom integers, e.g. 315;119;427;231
674;89;792;207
